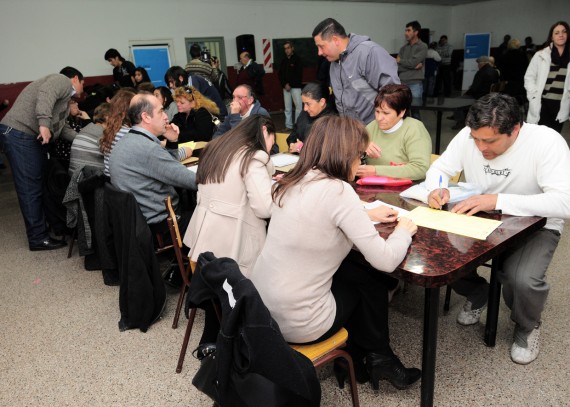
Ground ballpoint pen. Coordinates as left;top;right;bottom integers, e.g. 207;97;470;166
439;175;443;210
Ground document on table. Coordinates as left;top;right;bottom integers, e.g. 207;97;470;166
363;200;410;224
406;206;502;240
179;141;197;150
270;153;299;168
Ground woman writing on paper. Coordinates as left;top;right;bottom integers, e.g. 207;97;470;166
287;81;335;153
171;86;220;143
250;116;421;391
356;84;431;180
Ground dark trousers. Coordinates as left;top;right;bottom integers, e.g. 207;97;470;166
312;258;397;356
435;64;453;97
539;98;564;133
0;124;49;245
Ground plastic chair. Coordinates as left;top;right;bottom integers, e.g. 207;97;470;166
290;328;360;407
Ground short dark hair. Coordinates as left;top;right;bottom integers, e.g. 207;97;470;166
190;43;202;59
128;94;155;126
374;84;412;117
59;66;84;80
164;66;188;86
312;18;347;40
283;40;293;49
440;35;448;41
155;86;174;108
301;81;329;102
466;93;522;135
406;21;421;32
104;48;123;61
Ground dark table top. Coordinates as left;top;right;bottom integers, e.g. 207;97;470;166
354;184;546;288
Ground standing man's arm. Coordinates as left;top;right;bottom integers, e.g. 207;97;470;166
36;75;72;144
364;46;400;91
399;44;428;70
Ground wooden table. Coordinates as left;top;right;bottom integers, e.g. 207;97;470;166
413;97;475;154
353;184;546;407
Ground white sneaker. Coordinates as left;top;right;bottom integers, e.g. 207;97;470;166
511;326;540;365
456;300;486;326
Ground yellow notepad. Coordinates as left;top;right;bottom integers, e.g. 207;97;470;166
178;141;197;150
407;206;502;240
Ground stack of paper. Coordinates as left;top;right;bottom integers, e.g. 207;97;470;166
270;153;299;168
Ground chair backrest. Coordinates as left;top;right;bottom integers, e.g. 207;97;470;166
430;154;462;183
275;132;289;153
164;196;182;249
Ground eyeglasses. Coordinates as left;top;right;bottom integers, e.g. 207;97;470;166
233;94;250;100
184;86;194;94
360;152;367;164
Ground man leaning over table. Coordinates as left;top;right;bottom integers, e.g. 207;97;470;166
426;93;570;365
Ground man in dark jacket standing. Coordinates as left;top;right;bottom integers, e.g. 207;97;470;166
465;56;500;100
279;41;303;131
0;67;84;250
236;52;265;96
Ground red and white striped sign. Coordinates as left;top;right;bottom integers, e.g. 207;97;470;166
262;38;273;73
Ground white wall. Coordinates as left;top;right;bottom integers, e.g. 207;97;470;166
449;0;570;49
0;0;566;84
0;0;450;83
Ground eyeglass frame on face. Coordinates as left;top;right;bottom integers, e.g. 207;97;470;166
360;152;367;164
233;94;251;101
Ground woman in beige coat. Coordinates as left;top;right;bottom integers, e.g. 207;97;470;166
183;115;275;276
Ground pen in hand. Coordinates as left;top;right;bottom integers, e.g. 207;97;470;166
439;175;443;210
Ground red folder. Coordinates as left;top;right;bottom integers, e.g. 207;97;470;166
356;176;412;186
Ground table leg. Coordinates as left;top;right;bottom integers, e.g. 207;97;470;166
435;111;442;154
421;287;440;407
485;257;503;346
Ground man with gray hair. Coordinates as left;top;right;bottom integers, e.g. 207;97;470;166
109;93;196;237
312;17;399;125
426;93;570;365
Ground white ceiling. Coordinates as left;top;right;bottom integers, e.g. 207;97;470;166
277;0;489;4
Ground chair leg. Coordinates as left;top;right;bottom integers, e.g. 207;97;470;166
341;352;360;407
67;228;77;259
443;285;452;313
172;284;188;329
176;307;197;373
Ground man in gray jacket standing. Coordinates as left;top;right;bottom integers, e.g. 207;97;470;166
0;67;84;251
312;18;400;125
397;20;428;118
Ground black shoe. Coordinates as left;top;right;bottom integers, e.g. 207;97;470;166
163;264;183;288
366;352;421;390
29;237;67;251
333;358;370;389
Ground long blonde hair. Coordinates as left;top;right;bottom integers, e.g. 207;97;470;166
173;86;220;116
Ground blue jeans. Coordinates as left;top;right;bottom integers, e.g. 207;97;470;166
407;81;423;120
0;124;49;245
283;88;302;129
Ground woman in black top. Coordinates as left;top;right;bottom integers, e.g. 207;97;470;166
287;81;335;153
171;86;220;143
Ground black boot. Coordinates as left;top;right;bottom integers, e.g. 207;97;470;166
365;352;421;390
333;357;370;389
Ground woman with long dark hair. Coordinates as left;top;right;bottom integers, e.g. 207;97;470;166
525;21;570;132
183;114;275;275
153;86;177;121
250;115;421;391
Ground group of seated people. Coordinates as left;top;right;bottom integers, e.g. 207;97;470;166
44;62;570;396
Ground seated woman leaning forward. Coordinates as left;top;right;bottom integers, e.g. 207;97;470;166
287;81;335;153
249;115;421;391
182;115;275;358
357;83;432;181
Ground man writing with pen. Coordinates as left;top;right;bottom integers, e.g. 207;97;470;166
424;93;570;365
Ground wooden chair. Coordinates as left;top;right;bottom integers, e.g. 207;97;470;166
290;328;360;407
430;154;462;183
164;196;191;329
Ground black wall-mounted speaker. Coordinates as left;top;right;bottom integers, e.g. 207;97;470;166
236;34;256;61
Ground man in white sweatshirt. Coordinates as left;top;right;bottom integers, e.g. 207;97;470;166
426;93;570;365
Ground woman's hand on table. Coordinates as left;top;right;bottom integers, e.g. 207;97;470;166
288;140;303;153
367;205;398;223
366;142;382;159
395;217;417;236
356;165;376;178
